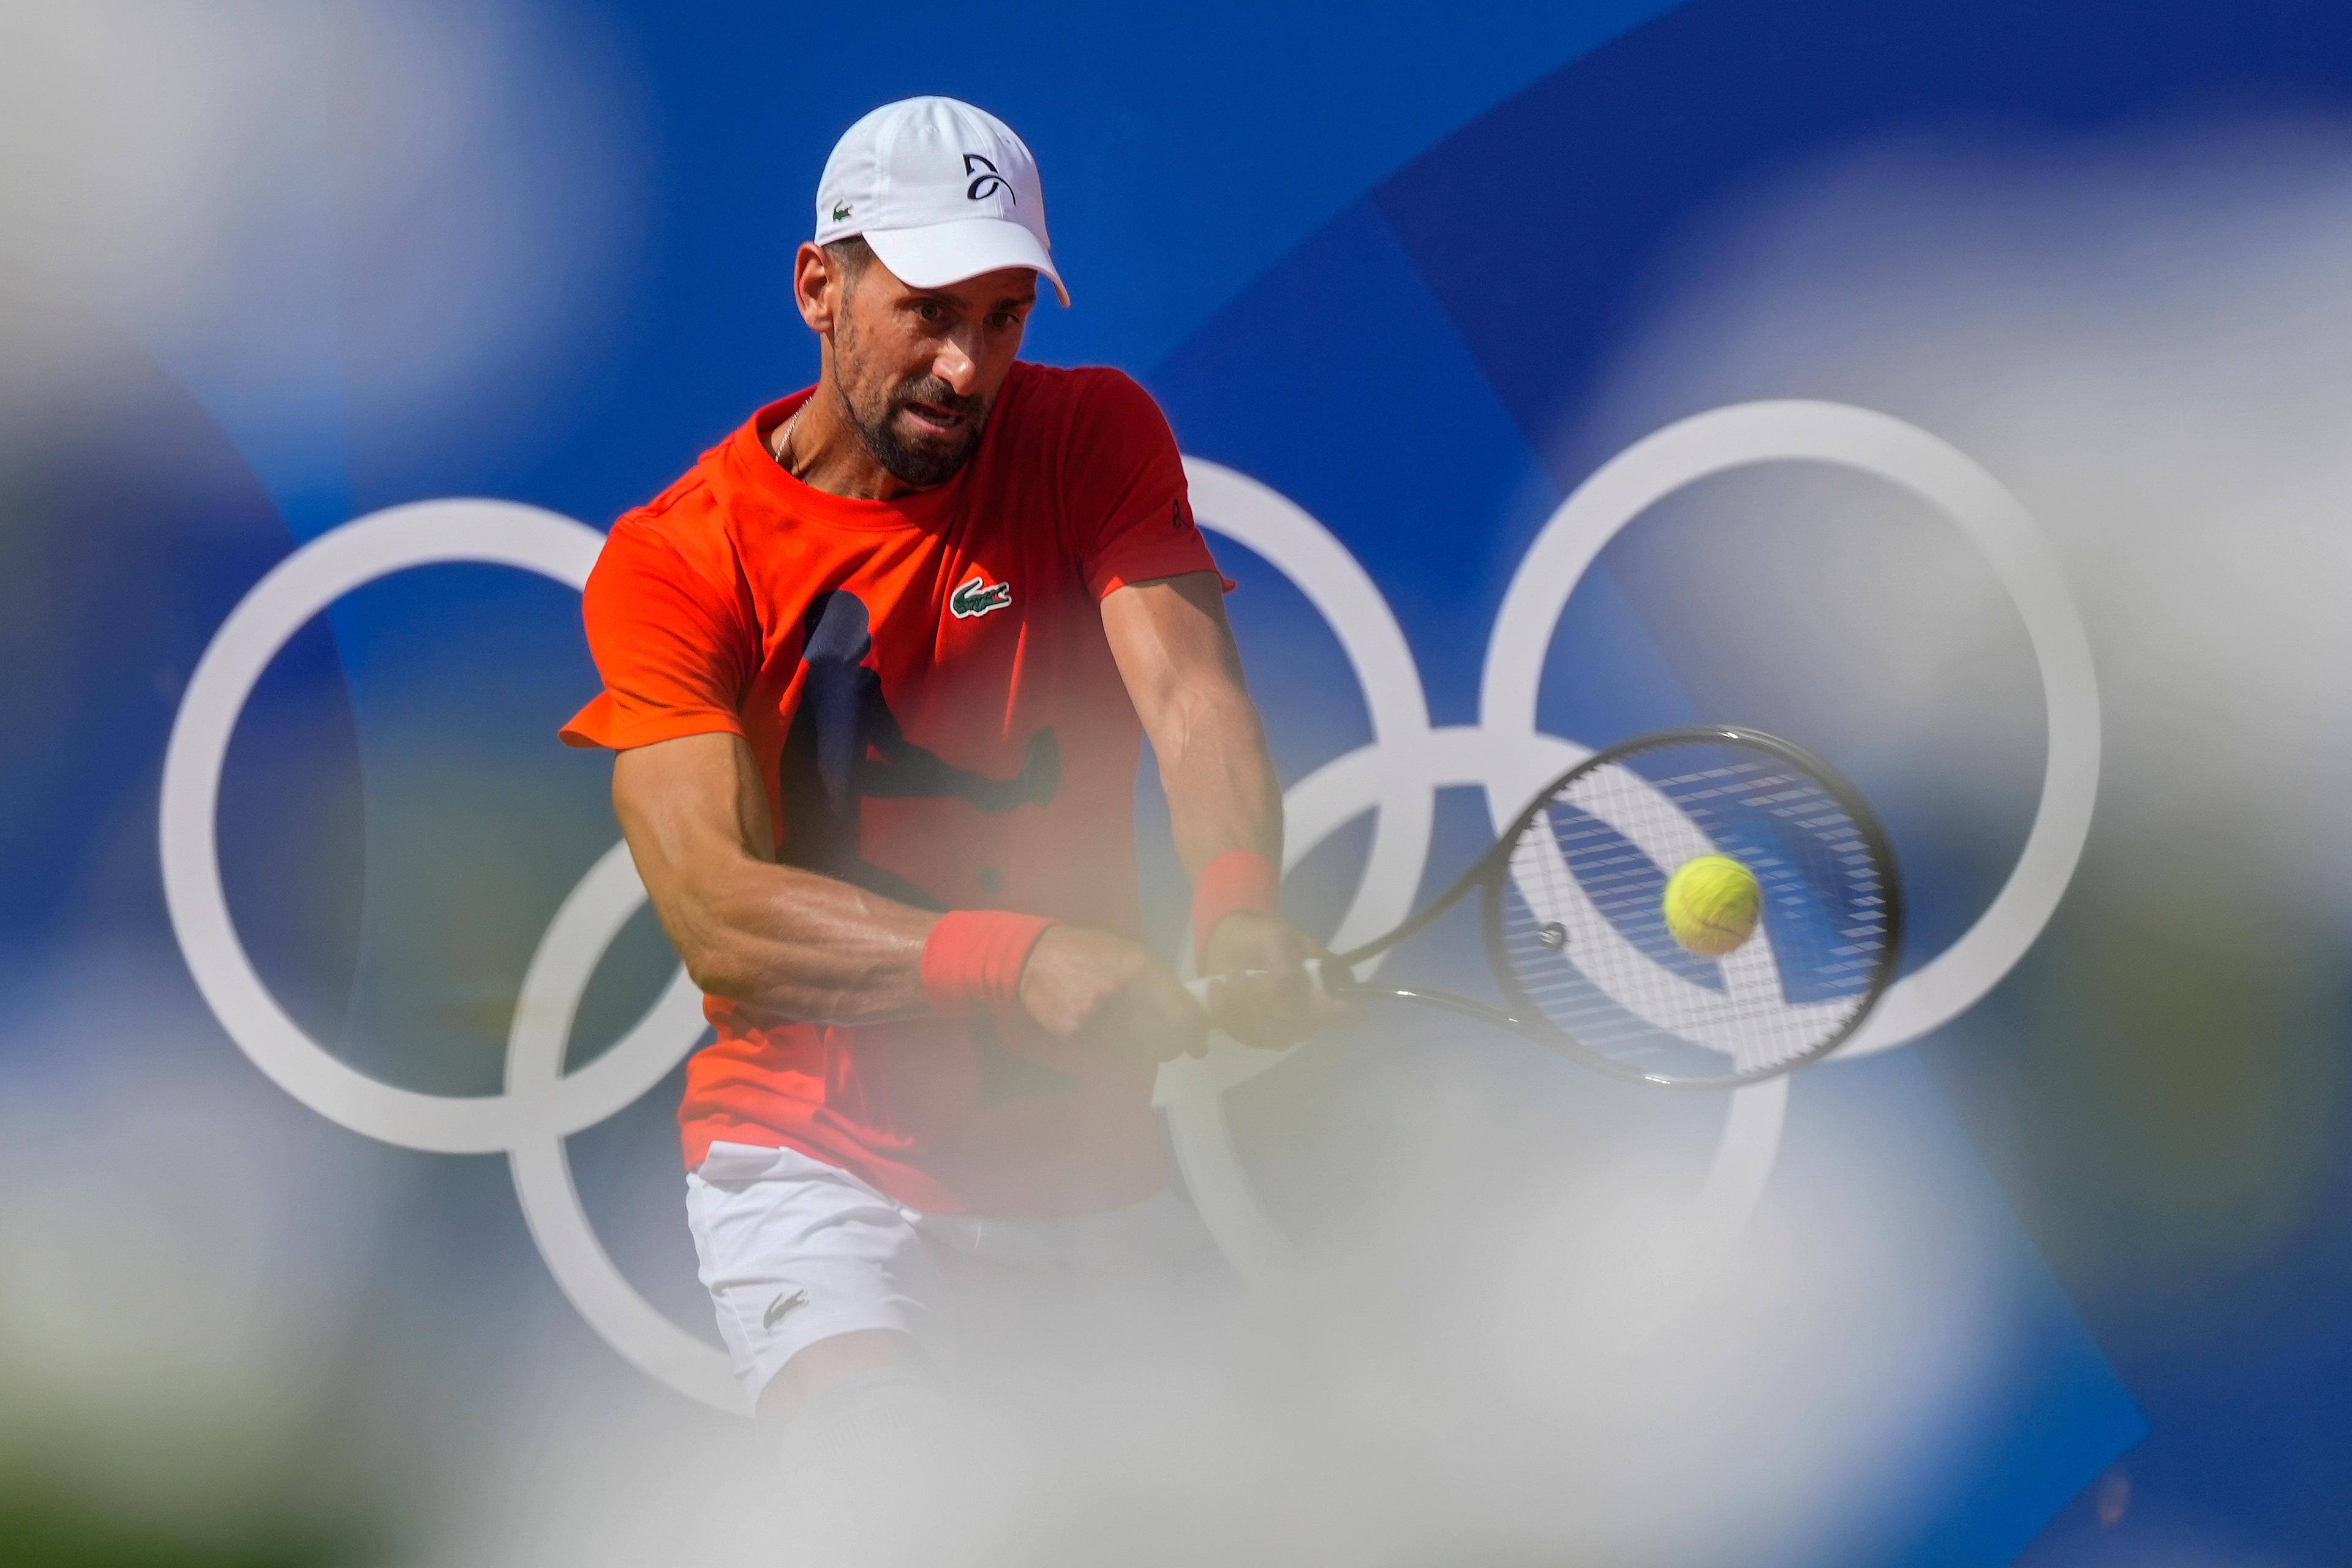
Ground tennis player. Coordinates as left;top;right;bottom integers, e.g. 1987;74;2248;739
560;95;1344;1523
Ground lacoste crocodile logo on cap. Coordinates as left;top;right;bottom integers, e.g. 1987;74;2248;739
950;573;1013;619
831;202;851;222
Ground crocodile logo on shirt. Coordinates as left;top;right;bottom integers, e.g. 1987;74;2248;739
949;573;1013;620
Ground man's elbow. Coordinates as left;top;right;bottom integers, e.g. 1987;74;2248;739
681;937;842;1022
667;886;834;1019
663;926;744;1006
660;887;768;1007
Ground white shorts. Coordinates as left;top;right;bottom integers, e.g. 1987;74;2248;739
685;1140;1231;1406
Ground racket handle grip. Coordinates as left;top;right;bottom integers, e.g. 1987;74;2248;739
1184;962;1351;1005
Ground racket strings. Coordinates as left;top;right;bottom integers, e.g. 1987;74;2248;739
1493;741;1894;1083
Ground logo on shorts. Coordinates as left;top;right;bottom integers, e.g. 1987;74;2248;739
949;573;1013;620
963;153;1012;203
763;1288;810;1331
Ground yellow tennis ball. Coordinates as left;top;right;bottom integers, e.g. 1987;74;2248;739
1662;854;1762;957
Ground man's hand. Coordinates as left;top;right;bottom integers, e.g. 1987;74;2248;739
1197;911;1359;1049
1017;926;1210;1064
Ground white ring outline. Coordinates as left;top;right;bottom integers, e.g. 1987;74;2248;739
157;499;744;1411
503;837;739;1410
1483;401;2102;1058
164;502;606;1153
157;403;2098;1404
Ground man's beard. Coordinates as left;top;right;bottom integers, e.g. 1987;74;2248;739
847;370;990;488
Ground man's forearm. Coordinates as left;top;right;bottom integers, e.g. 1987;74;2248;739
1100;575;1282;880
1153;685;1284;878
652;854;941;1023
1099;576;1342;1036
1156;685;1351;1041
610;734;943;1023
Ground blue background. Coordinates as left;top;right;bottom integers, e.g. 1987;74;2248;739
8;1;2351;1561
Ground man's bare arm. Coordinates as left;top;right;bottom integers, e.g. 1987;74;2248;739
612;732;935;1022
1099;572;1283;878
1102;572;1351;1046
611;729;1207;1056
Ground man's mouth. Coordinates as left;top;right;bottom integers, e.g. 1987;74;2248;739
898;399;970;438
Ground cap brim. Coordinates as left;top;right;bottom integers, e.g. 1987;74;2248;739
864;219;1069;307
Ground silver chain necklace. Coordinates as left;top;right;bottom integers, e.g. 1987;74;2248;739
771;407;802;473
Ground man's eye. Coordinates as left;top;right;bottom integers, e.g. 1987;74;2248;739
914;301;944;323
989;312;1020;330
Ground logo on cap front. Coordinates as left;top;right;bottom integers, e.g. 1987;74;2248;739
962;153;1012;203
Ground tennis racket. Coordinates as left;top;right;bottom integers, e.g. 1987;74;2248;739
1193;726;1902;1089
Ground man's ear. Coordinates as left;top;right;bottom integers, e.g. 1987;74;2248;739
793;241;835;334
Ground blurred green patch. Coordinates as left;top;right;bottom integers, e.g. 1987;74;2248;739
0;1485;368;1568
1968;835;2349;1321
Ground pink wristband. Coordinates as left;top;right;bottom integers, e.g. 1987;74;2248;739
921;910;1057;1016
1191;850;1280;962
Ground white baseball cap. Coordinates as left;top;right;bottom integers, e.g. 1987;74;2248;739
814;96;1068;306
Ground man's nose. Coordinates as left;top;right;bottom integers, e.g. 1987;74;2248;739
932;333;981;397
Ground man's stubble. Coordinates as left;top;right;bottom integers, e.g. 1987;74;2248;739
834;309;991;489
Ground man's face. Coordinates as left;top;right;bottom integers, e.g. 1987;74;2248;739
828;255;1038;488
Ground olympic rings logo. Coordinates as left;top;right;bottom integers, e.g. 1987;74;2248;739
159;401;2098;1414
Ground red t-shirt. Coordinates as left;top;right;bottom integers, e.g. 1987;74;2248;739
561;363;1223;1217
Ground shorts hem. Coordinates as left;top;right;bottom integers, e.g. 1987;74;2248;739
736;1305;930;1405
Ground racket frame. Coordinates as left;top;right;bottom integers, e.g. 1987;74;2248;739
1322;725;1904;1090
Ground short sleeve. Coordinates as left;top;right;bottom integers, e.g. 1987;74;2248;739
1061;371;1229;599
559;516;757;750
